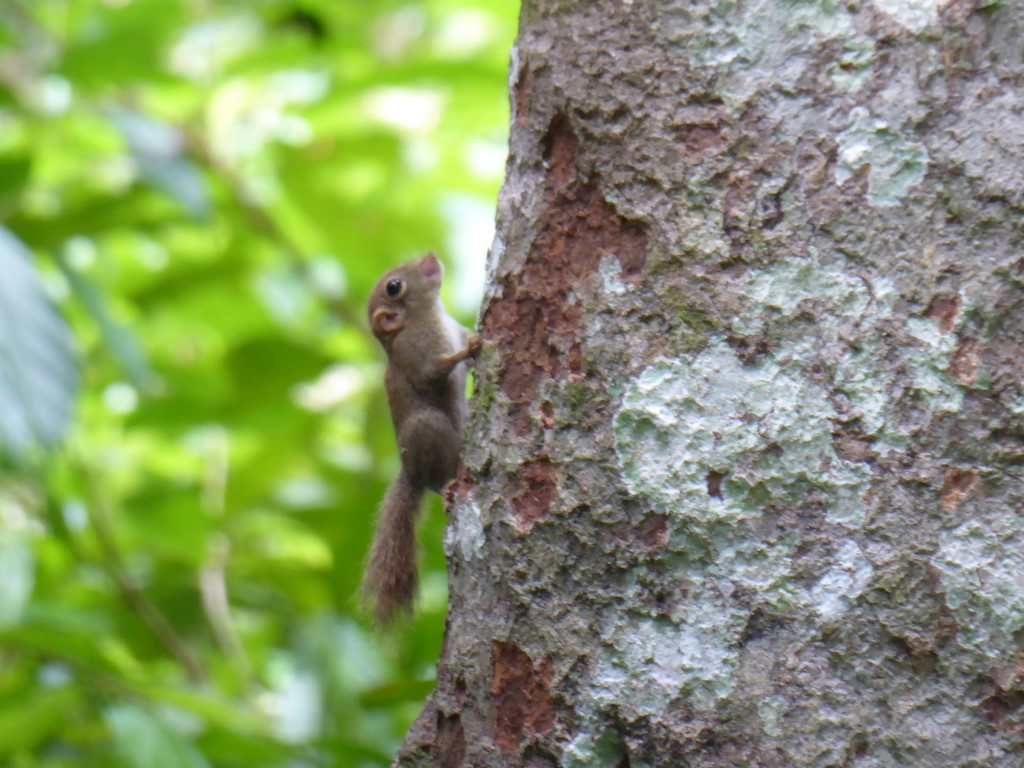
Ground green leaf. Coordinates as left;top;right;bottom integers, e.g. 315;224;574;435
59;261;154;390
105;704;212;768
0;227;78;457
132;684;268;734
0;154;31;213
0;533;33;628
58;1;186;89
0;686;80;757
233;511;333;570
108;108;210;221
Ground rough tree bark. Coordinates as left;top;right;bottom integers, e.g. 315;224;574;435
398;1;1024;765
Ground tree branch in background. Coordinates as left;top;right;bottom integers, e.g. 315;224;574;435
77;456;207;686
196;426;254;689
199;535;253;688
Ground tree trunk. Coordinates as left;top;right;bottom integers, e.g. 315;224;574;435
398;1;1024;765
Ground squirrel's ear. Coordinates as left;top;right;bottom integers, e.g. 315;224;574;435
419;252;442;279
372;307;404;335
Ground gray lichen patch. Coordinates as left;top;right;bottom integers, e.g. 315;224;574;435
935;87;1024;205
733;252;967;440
757;694;788;737
1010;386;1024;417
711;531;800;603
591;591;747;712
833;306;967;449
809;539;874;620
614;340;870;528
605;335;883;720
836;107;929;207
732;245;890;339
686;0;859;105
563;727;628;768
828;36;877;92
444;492;486;562
905;315;965;414
872;0;947;33
598;255;629;296
934;515;1024;661
584;525;872;722
598;243;990;726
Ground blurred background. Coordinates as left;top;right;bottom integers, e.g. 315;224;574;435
0;0;517;765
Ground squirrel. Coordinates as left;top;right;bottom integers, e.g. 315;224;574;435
363;252;481;625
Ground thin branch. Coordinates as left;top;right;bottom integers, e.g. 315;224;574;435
199;535;252;685
76;457;207;685
196;428;253;686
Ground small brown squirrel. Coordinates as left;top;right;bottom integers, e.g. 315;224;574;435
363;252;481;625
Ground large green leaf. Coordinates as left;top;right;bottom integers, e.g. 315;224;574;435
0;228;78;457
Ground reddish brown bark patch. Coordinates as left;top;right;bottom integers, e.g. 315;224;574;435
485;297;578;402
949;336;979;384
672;102;726;166
723;177;753;236
445;475;473;508
990;660;1024;693
479;113;649;448
511;405;539;438
481;115;647;411
706;471;725;499
511;459;558;532
566;342;584;375
678;125;724;165
833;429;877;463
639;513;669;550
542;112;579;191
540;401;555;431
490;641;556;754
979;678;1024;731
924;293;962;333
900;605;958;656
940;468;979;511
435;712;466;768
514;65;535;126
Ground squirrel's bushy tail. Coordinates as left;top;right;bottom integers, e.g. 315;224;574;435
363;472;421;626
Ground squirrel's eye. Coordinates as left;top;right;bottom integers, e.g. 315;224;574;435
386;278;404;298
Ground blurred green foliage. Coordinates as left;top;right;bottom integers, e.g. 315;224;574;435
0;0;516;764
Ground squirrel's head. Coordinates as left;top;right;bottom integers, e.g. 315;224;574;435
368;252;444;343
